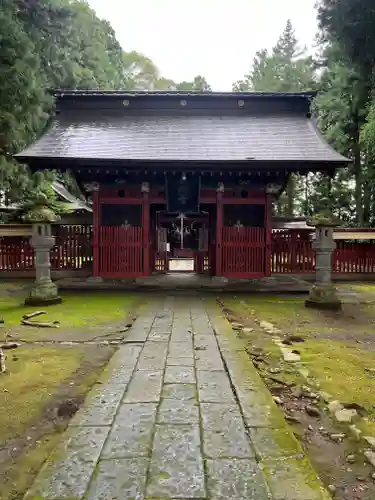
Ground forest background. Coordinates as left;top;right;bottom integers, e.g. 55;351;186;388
1;0;374;226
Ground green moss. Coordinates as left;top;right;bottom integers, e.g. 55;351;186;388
251;426;303;460
0;345;114;500
298;340;375;430
210;299;296;430
1;433;62;500
0;291;137;329
345;283;375;294
0;347;83;499
156;472;171;480
0;346;84;440
236;295;375;429
261;457;331;499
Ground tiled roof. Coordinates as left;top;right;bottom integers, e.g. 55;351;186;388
15;112;349;164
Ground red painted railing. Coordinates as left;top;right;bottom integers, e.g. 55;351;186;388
0;225;93;271
2;226;375;275
0;236;34;270
333;241;375;274
271;229;375;274
271;229;315;274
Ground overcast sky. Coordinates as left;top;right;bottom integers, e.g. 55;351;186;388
88;0;318;90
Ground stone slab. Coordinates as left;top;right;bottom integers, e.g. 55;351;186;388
146;424;206;498
193;328;215;335
224;374;284;428
123;327;151;342
70;382;125;427
195;353;224;371
249;427;302;460
24;426;109;499
242;400;281;429
102;403;158;458
157;398;200;424
136;356;167;371
114;401;158;427
200;402;244;430
161;383;197;400
123;370;163;402
151;325;173;333
166;356;195;367
200;403;254;458
168;342;194;358
206;458;270;500
196;370;235;403
203;429;254;459
261;457;329;500
106;344;144;365
193;334;219;349
164;365;196;384
217;335;247;352
85;457;149;500
99;345;142;385
148;331;172;342
170;333;193;343
141;341;169;358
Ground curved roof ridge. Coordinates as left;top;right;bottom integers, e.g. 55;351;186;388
53;89;317;99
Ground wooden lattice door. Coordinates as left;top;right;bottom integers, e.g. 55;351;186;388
221;227;266;278
99;226;143;277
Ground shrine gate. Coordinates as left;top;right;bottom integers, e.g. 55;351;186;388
14;90;349;279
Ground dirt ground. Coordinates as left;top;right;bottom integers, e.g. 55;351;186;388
0;282;140;500
219;286;375;500
0;344;115;500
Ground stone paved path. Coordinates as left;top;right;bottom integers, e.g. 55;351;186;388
24;296;329;500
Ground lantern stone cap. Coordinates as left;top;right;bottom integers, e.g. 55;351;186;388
22;206;60;223
307;212;341;228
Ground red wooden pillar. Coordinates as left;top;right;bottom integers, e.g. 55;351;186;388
92;184;100;277
216;182;224;277
142;182;150;276
265;193;272;277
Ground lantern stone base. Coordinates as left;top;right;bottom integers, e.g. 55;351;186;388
25;280;62;306
305;283;341;311
86;276;104;283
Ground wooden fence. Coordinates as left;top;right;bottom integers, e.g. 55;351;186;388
1;225;375;275
271;229;375;274
0;225;93;271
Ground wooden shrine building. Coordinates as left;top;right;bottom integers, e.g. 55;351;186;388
15;90;349;279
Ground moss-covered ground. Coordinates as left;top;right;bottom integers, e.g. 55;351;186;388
0;288;137;327
0;282;140;500
233;294;375;435
220;291;375;498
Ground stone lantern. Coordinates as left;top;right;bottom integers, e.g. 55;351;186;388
305;213;341;311
25;223;61;306
20;195;63;306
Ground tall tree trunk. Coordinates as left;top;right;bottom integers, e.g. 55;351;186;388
304;175;309;216
353;116;363;226
353;147;363;226
286;174;295;217
277;199;283;215
363;174;370;226
327;175;332;200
